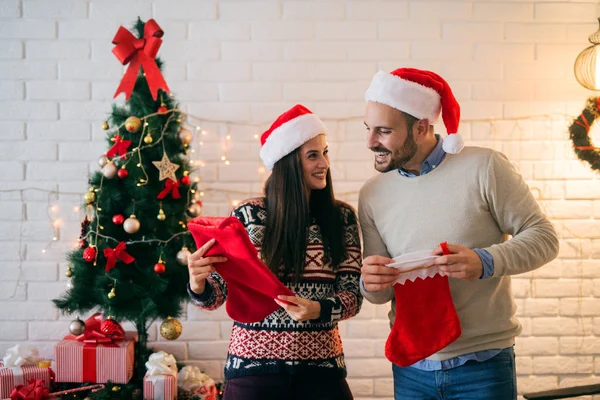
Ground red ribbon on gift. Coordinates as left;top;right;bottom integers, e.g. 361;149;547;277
112;19;170;100
104;241;135;272
10;379;49;400
63;314;125;383
157;179;181;199
106;135;132;159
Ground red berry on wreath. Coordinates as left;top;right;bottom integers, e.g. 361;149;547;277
117;168;128;179
112;214;125;225
83;247;97;263
180;175;190;185
154;262;166;274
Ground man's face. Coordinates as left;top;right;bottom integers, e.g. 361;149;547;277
364;102;418;173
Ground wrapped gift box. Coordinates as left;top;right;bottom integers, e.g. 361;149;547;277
54;332;135;384
0;363;53;399
144;374;178;400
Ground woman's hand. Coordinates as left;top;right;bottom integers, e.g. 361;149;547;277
187;238;227;295
274;295;321;322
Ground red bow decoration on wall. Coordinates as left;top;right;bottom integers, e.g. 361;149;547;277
106;135;132;159
64;313;124;343
112;19;170;100
103;241;135;272
157;178;181;199
10;379;49;400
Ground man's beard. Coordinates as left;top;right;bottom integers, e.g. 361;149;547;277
373;131;418;173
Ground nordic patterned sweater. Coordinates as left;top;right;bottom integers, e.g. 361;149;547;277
188;198;363;380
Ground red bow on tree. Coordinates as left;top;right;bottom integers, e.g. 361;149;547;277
10;379;49;400
157;178;181;199
103;241;135;272
106;135;132;159
112;19;170;100
63;313;124;343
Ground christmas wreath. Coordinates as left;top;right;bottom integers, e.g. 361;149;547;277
570;97;600;171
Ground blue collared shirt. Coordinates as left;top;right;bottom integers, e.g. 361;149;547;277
398;135;501;370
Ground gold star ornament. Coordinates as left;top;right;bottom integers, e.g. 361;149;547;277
152;152;180;181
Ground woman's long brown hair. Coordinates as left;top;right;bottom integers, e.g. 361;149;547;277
261;150;346;282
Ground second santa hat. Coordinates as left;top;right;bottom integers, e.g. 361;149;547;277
365;67;464;154
260;104;327;170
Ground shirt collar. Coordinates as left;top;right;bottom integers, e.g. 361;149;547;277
398;134;446;177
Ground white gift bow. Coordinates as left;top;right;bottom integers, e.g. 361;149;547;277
2;344;40;367
145;351;178;377
177;366;212;392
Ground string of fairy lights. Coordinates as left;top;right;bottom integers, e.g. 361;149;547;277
1;110;593;299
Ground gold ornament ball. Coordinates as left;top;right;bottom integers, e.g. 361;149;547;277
123;214;141;234
144;133;153;144
187;202;202;217
108;288;116;299
178;128;193;145
160;317;182;340
157;209;166;221
102;162;118;179
84;188;96;204
112;386;120;392
98;155;108;167
102;121;109;130
176;247;191;266
65;266;73;278
125;116;142;133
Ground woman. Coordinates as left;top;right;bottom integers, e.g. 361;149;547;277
187;104;363;400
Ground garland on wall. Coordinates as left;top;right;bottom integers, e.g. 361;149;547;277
569;96;600;171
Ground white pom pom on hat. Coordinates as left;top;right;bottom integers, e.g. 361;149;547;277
365;67;464;154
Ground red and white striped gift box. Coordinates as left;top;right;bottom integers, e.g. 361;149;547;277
143;374;177;400
54;336;134;384
0;363;52;399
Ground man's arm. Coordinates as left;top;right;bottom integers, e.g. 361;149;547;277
482;151;559;276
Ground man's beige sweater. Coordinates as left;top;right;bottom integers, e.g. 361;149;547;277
358;146;559;360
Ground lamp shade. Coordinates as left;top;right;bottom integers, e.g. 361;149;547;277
575;18;600;91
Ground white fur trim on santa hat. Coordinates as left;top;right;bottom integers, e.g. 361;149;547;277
365;71;442;123
260;113;327;170
442;133;464;154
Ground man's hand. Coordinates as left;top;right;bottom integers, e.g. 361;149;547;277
274;295;321;322
361;255;399;292
433;243;483;280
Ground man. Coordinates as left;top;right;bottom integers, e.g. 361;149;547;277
358;67;559;399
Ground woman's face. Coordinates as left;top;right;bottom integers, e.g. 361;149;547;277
299;134;329;191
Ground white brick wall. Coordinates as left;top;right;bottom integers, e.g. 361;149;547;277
2;1;600;399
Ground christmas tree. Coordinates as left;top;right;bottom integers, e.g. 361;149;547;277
53;18;200;386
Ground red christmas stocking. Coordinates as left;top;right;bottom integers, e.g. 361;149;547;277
188;216;295;323
385;242;462;367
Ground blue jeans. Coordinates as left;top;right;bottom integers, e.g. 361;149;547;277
392;348;516;400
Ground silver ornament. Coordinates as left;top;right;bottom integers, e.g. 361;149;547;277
178;128;193;145
66;279;74;289
98;155;108;167
176;247;191;266
69;317;86;335
123;214;140;234
102;162;118;179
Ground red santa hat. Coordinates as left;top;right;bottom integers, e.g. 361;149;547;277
260;104;328;170
365;67;464;154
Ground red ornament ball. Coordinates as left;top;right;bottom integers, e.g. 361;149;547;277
157;105;168;114
180;176;191;185
100;318;121;336
117;168;128;179
83;247;96;263
112;214;125;225
154;262;166;274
